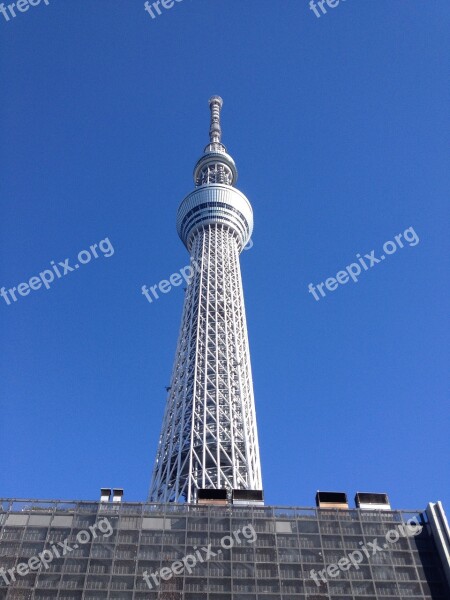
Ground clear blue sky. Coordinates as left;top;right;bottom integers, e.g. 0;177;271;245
1;1;448;511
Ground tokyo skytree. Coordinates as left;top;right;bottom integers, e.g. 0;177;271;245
149;96;262;503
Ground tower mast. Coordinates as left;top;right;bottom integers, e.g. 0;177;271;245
149;97;262;503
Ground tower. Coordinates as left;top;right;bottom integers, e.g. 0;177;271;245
149;96;262;503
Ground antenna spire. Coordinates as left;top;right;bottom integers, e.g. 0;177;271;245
193;95;238;187
209;96;223;144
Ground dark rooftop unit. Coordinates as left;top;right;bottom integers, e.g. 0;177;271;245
315;490;349;509
232;489;264;506
197;488;228;505
355;491;391;510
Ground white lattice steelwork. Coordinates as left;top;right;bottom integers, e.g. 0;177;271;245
149;97;262;503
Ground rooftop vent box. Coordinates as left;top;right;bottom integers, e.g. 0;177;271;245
232;489;264;506
197;488;228;505
112;489;124;503
100;488;111;503
355;492;391;510
316;491;349;509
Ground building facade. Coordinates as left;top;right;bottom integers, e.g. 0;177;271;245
1;498;449;600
